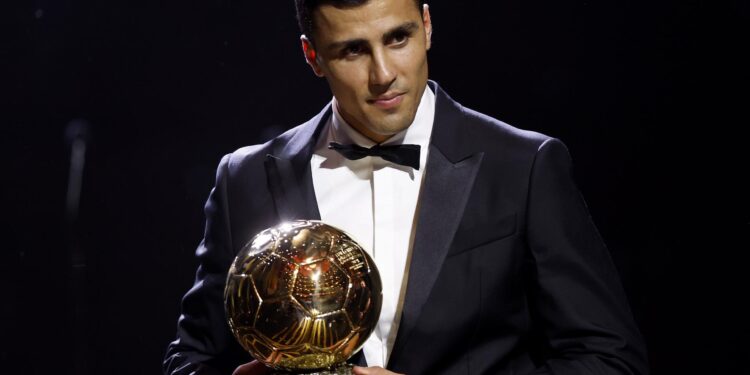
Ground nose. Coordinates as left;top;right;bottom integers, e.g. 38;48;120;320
369;48;396;89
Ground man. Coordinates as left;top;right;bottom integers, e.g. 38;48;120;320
164;0;649;374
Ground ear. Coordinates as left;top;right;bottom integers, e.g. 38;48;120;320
301;35;324;77
422;4;433;50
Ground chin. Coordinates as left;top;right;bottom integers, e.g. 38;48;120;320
377;121;413;137
362;106;418;138
391;112;418;132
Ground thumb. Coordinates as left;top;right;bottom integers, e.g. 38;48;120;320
353;366;392;375
232;360;271;375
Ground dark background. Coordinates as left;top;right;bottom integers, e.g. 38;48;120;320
4;0;748;374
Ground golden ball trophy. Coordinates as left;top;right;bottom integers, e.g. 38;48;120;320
225;220;383;374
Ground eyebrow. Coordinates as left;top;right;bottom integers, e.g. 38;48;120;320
326;21;420;52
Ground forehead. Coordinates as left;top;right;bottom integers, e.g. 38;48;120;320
312;0;421;41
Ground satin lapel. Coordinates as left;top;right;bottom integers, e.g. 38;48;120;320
389;146;484;366
263;105;331;223
388;82;485;368
264;155;321;222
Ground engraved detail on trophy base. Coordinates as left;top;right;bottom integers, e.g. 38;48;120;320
270;363;354;375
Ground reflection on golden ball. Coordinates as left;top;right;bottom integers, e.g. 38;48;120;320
224;220;382;373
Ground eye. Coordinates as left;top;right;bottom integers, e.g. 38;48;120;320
391;33;409;45
340;44;367;59
345;45;364;56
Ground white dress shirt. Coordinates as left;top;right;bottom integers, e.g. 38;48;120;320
310;86;436;367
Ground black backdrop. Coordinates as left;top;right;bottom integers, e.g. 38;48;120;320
4;0;748;374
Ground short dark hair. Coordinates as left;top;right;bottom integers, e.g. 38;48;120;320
294;0;425;44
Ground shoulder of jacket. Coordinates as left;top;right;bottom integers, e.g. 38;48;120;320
458;105;556;155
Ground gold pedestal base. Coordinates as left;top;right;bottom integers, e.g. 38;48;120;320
271;363;354;375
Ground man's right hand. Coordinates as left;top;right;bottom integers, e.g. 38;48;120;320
232;361;271;375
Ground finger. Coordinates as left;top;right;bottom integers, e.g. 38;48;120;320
232;360;271;375
352;366;402;375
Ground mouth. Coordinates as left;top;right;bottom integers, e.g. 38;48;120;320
367;92;405;110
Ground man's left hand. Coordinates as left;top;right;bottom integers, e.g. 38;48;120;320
352;366;404;375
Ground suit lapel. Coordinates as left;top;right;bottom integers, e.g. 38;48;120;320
264;155;320;221
264;104;331;223
389;82;485;367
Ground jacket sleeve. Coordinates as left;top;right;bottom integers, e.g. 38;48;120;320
163;154;248;375
524;138;649;375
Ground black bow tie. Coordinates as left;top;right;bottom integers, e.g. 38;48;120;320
328;142;421;170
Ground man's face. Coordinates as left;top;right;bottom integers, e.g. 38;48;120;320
303;0;432;143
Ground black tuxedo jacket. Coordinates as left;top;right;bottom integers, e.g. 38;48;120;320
164;82;648;375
